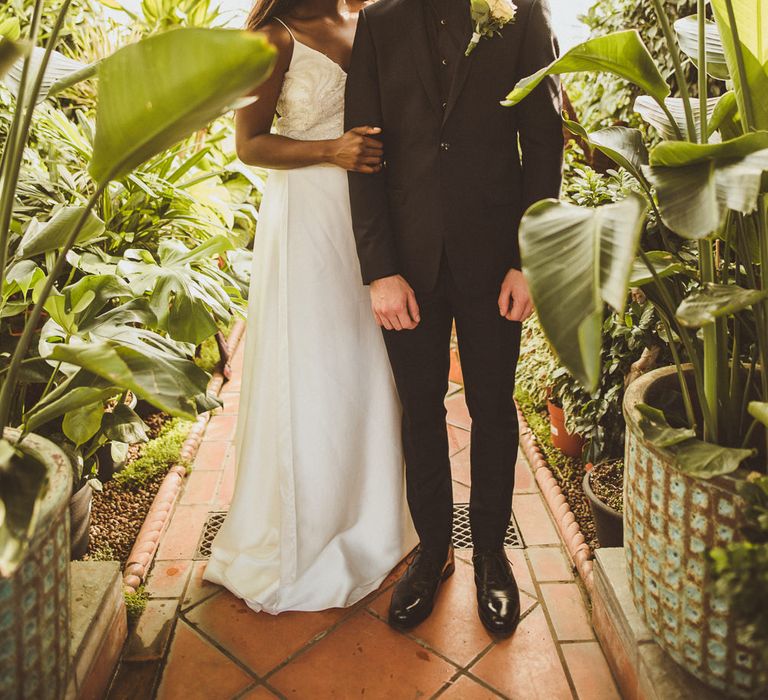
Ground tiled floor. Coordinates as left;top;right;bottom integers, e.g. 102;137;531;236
107;340;621;700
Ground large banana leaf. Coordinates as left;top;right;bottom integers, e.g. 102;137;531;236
674;15;730;80
504;31;669;107
645;135;768;238
0;37;25;77
519;192;649;391
749;401;768;427
635;95;723;141
676;282;768;326
710;0;768;131
16;206;105;258
3;48;90;104
89;28;276;183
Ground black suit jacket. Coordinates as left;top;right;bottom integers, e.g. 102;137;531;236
345;0;563;294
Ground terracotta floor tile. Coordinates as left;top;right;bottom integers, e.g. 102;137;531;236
239;686;279;699
513;493;561;546
440;675;504;699
180;470;221;506
215;462;237;506
371;557;493;667
514;458;536;493
219;391;241;416
193;440;230;471
540;583;594;641
446;394;471;430
124;599;179;661
155;505;210;560
146;560;193;599
269;611;457;698
451;447;471;486
469;606;572;700
155;621;252;700
528;547;574;583
453;480;471;503
181;561;221;611
561;641;621;700
448;425;471;457
505;549;537;598
185;591;345;675
224;374;242;392
205;414;237;442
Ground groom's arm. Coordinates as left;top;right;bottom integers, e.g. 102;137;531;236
517;0;563;241
345;10;399;285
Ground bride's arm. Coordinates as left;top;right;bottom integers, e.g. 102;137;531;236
235;22;383;172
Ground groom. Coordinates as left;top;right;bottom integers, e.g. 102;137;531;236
346;0;563;635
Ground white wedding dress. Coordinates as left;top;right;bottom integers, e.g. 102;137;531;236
204;22;417;613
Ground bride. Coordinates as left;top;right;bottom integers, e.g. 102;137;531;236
204;0;417;613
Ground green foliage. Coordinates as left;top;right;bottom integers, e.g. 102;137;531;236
711;474;768;667
114;417;192;491
515;315;559;410
123;585;149;624
195;333;221;375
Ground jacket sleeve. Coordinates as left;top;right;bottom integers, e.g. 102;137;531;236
345;10;399;285
515;0;564;266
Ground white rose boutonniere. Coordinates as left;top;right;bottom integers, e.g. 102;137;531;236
465;0;517;56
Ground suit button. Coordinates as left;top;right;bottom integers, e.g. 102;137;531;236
440;142;450;151
440;18;447;25
441;101;447;110
441;58;448;66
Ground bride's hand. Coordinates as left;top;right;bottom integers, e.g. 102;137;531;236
330;126;383;173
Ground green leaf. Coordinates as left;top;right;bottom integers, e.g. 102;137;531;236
644;143;768;239
636;403;754;478
90;28;277;183
519;192;648;391
0;447;48;577
564;121;649;185
63;402;104;446
102;403;149;444
3;48;89;104
650;131;768;167
16;207;105;258
711;0;768;132
635;95;725;141
708;91;741;139
674;15;730;80
748;401;768;427
504;30;669;107
636;403;697;447
676;283;768;327
629;251;687;286
24;384;115;432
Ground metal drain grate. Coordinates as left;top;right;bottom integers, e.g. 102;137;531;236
196;511;227;559
452;504;524;550
196;504;523;559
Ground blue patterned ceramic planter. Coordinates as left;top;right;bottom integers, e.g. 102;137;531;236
0;429;72;700
623;367;767;699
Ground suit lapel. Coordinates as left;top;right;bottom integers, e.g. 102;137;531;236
403;0;442;115
442;5;476;126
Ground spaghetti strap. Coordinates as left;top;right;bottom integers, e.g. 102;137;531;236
274;17;296;41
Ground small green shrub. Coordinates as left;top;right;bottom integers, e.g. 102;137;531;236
115;417;193;491
195;334;221;374
124;586;149;625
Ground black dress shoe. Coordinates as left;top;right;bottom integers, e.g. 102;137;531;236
473;550;521;637
388;546;455;630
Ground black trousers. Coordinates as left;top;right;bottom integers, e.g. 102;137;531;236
382;257;522;555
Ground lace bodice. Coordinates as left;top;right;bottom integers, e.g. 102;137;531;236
275;30;347;142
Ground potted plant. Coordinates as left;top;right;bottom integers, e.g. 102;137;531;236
506;0;768;695
582;459;624;547
0;7;276;697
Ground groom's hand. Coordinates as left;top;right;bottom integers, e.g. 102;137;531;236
370;275;421;331
498;268;534;322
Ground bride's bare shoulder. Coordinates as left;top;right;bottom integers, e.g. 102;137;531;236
250;18;294;51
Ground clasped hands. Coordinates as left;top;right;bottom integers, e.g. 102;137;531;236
370;268;534;331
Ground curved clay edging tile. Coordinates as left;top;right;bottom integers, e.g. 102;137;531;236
122;319;247;593
515;402;595;595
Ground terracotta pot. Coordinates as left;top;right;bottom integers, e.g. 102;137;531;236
624;365;767;697
0;428;72;700
547;400;584;458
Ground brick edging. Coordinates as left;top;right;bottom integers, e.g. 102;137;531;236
122;320;247;593
516;402;595;594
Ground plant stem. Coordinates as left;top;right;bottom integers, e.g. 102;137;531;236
722;0;755;132
699;239;719;441
651;0;697;142
0;185;106;434
697;1;708;143
660;314;697;428
757;197;768;457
